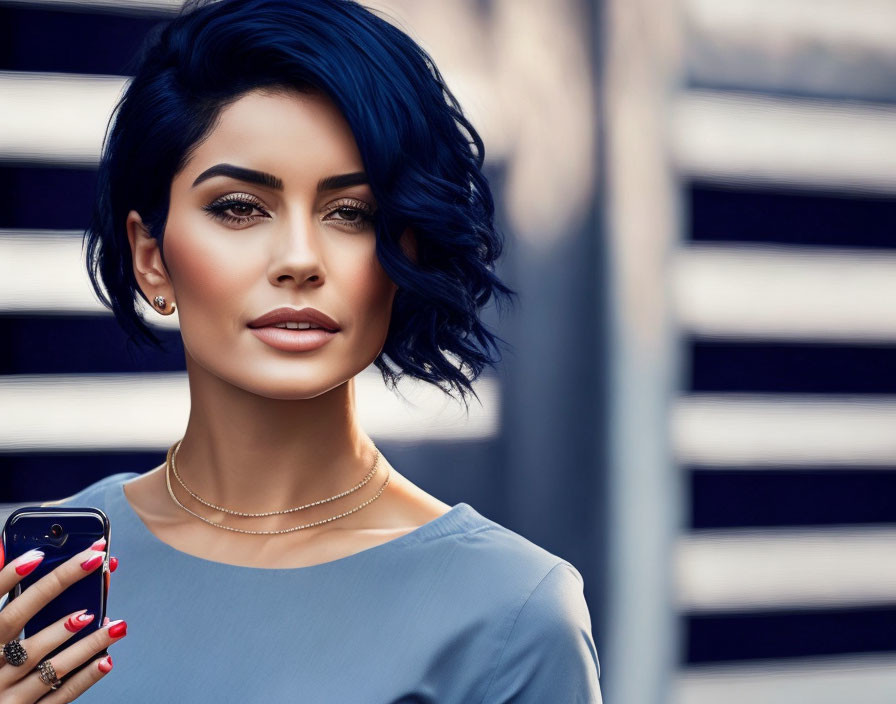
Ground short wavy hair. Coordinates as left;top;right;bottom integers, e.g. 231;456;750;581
85;0;517;411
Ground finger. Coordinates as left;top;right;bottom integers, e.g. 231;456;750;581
0;540;106;643
8;619;125;703
0;608;94;688
0;549;46;600
18;654;112;704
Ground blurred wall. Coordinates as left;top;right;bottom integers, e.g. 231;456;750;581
602;0;896;702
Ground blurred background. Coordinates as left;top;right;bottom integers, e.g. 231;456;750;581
1;0;895;702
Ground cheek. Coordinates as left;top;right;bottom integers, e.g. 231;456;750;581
349;254;397;326
163;215;258;323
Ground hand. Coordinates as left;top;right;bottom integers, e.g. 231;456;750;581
0;543;125;702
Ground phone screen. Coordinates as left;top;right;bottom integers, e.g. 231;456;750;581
2;507;110;662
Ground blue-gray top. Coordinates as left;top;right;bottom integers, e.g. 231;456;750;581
57;473;602;703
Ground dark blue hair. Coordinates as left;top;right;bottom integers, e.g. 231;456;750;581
85;0;517;410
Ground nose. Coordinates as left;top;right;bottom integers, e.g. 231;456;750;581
267;211;325;287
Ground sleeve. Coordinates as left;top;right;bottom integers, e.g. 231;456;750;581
479;561;603;703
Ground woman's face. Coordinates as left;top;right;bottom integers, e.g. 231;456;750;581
128;88;412;399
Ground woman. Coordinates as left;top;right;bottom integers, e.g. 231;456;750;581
0;0;602;700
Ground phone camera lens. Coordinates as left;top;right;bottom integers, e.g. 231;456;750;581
50;524;63;538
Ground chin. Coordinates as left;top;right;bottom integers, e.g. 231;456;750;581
227;372;352;400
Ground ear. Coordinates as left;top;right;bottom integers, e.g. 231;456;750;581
399;227;418;264
126;210;173;304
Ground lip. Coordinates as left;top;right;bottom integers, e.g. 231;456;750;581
247;307;340;332
249;327;338;352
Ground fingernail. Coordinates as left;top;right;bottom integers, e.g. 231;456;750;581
15;549;44;576
107;619;127;638
109;556;118;573
65;610;95;633
81;554;103;571
98;655;113;673
89;538;107;552
103;617;110;626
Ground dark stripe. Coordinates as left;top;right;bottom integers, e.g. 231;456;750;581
687;338;896;394
686;605;896;663
0;5;167;75
686;70;896;106
688;180;896;249
689;468;896;529
0;166;97;229
0;314;185;374
0;452;164;501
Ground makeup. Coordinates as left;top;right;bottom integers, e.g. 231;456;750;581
248;326;338;352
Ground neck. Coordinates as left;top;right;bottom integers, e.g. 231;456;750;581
172;355;377;521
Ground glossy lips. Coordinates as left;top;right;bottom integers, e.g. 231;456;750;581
247;306;340;331
247;306;341;352
249;326;337;352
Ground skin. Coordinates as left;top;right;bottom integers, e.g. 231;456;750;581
123;87;451;569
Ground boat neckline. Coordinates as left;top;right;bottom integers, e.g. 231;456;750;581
111;476;477;574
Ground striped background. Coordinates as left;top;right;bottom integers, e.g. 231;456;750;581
3;0;896;702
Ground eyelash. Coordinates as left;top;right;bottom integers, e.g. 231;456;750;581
201;194;376;230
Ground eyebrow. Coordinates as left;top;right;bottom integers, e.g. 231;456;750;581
190;163;368;193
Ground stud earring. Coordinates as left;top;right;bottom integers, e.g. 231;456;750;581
153;295;176;315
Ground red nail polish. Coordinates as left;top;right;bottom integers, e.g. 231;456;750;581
109;556;119;573
65;611;95;633
89;538;107;552
98;655;113;673
81;554;103;571
15;549;44;576
107;620;127;638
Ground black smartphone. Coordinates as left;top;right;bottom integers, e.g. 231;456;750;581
2;507;110;678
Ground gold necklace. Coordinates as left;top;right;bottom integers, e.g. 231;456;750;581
169;437;380;516
163;442;391;535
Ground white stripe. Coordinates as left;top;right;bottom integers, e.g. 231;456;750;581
683;0;896;52
0;0;182;12
674;653;896;704
0;371;498;450
678;526;896;611
674;394;896;466
0;230;178;329
0;64;502;166
670;90;896;192
673;244;896;341
0;72;129;165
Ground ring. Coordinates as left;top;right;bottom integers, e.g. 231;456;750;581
2;639;28;666
38;659;62;689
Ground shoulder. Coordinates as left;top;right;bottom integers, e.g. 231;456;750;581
447;508;602;702
42;472;141;509
451;506;582;596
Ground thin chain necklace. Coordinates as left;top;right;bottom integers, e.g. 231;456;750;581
163;442;391;535
169;437;380;517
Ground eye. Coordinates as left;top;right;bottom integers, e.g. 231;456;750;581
202;193;270;226
323;199;376;230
